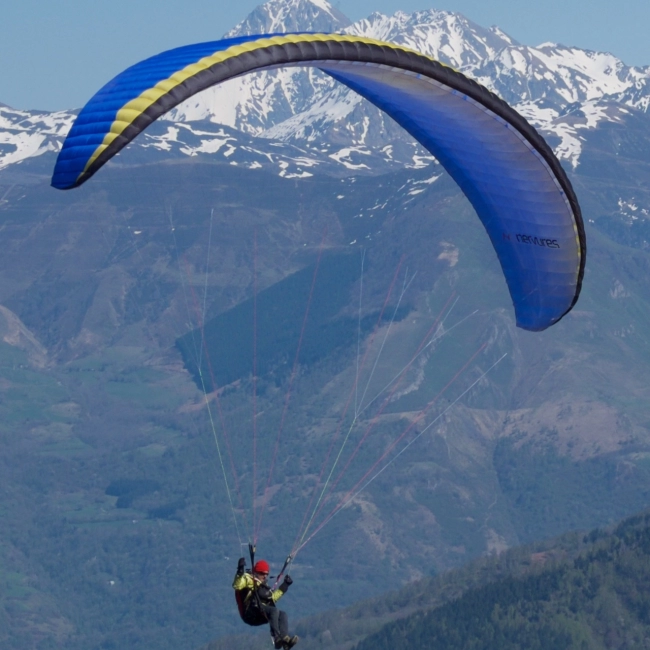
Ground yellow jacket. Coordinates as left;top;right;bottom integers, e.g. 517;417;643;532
233;572;285;608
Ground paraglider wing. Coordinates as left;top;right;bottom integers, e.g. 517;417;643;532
51;33;585;332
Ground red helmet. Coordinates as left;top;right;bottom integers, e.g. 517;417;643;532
253;560;270;574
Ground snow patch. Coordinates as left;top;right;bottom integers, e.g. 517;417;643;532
329;147;371;169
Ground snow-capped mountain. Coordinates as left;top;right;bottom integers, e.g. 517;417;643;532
347;9;518;68
98;120;396;178
0;108;393;180
474;43;649;107
260;8;518;156
0;105;74;172
255;4;650;168
164;0;350;130
225;0;349;35
1;0;649;175
167;1;650;170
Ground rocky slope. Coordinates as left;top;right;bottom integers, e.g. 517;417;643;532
1;2;650;649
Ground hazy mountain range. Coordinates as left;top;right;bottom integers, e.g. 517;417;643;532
1;1;650;649
2;0;649;175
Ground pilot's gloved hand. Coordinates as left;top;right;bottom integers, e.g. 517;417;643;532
237;557;246;576
279;574;293;592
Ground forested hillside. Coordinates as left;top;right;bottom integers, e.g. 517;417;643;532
203;510;650;650
355;512;650;650
2;1;650;648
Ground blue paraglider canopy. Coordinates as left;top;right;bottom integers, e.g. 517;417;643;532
51;32;585;331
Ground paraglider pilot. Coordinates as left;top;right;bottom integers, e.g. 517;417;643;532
233;557;298;649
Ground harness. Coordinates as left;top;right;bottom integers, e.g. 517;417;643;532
234;543;272;626
235;578;271;626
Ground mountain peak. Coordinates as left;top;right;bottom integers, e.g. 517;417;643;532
488;25;518;46
3;2;650;174
225;0;351;37
346;9;517;70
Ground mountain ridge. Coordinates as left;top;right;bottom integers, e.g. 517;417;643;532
1;2;650;649
200;508;650;650
1;0;649;176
